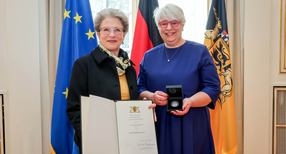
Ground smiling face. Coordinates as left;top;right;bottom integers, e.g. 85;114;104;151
159;19;184;48
97;17;126;56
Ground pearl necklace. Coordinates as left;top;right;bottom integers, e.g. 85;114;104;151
165;46;180;62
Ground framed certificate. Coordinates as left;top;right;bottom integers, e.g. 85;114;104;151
81;95;158;154
280;0;286;73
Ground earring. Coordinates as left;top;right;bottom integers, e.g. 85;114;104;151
122;42;124;45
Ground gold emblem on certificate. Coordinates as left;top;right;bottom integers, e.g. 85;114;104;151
130;106;140;113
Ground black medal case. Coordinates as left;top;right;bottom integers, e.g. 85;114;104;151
166;85;183;112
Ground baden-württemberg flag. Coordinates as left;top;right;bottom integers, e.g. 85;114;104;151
50;0;97;153
204;0;237;153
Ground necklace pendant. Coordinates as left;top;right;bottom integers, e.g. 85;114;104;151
168;59;170;62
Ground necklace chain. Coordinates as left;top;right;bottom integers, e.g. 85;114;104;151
165;46;180;62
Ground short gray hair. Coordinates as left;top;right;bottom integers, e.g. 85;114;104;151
154;4;186;30
94;8;129;33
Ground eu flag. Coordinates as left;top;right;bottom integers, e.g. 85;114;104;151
50;0;97;153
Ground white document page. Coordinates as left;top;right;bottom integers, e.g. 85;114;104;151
84;95;119;154
81;96;90;154
116;100;158;154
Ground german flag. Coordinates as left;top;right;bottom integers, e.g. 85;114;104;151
204;0;237;153
131;0;163;75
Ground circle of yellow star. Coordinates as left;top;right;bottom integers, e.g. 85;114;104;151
64;9;71;19
62;87;69;99
74;12;82;24
85;29;95;40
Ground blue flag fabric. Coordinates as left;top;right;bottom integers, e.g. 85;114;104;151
50;0;97;153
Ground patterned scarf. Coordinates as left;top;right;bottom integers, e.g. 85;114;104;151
99;44;131;76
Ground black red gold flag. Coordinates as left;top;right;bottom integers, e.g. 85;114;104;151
131;0;163;75
204;0;238;153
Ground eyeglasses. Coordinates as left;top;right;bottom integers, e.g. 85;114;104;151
158;20;181;28
99;27;124;35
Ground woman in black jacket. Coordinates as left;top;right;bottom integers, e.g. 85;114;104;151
66;8;138;153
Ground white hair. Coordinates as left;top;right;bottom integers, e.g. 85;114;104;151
153;3;186;30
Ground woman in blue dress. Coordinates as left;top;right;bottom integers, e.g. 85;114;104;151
137;4;221;154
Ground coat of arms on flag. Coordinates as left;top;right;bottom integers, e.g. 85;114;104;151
204;0;237;153
204;7;232;108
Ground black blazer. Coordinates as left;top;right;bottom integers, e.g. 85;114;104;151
66;46;138;149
